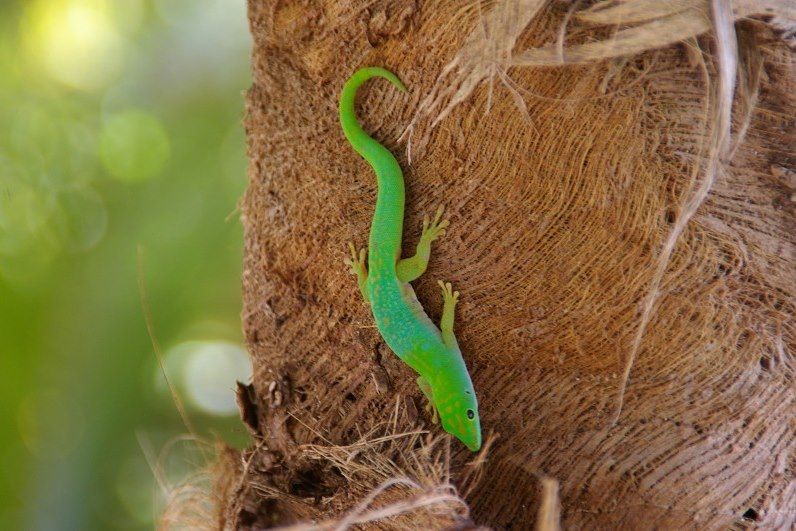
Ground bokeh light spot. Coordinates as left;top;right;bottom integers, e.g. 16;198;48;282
65;122;101;186
0;180;54;255
106;0;145;36
99;110;170;182
162;340;251;416
55;187;108;252
25;0;125;91
9;103;61;163
18;390;85;459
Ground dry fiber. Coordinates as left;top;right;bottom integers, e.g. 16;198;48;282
220;0;794;528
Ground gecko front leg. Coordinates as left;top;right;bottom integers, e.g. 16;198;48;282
346;242;369;303
397;205;449;283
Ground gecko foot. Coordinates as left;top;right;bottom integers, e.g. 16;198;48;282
345;242;369;302
417;376;439;425
420;204;450;244
345;242;367;277
437;280;459;306
424;401;439;424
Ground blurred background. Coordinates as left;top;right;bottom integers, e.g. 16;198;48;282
0;0;252;528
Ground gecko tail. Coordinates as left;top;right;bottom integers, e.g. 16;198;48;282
339;67;407;266
339;67;407;153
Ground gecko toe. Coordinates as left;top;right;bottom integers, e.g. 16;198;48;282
434;204;445;223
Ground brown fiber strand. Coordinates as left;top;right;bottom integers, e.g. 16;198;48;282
165;0;796;529
611;0;740;426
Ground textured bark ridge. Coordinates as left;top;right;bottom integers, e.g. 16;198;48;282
228;1;794;528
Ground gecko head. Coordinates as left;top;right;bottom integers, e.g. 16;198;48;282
438;388;481;452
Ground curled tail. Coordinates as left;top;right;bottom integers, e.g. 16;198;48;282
339;67;406;152
339;67;408;271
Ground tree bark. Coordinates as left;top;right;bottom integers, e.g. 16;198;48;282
227;1;795;528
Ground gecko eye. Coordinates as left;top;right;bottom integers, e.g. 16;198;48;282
466;409;475;420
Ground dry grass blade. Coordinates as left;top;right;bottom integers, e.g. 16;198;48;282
535;477;561;531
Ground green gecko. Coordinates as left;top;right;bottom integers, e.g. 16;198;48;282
339;66;481;452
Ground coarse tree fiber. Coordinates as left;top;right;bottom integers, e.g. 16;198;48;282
184;0;795;529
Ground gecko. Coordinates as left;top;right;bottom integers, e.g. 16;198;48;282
339;66;481;452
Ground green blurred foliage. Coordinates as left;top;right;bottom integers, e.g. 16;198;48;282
0;0;252;528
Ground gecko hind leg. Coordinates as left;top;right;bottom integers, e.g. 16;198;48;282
437;280;460;348
417;376;438;424
345;242;369;303
397;205;449;283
